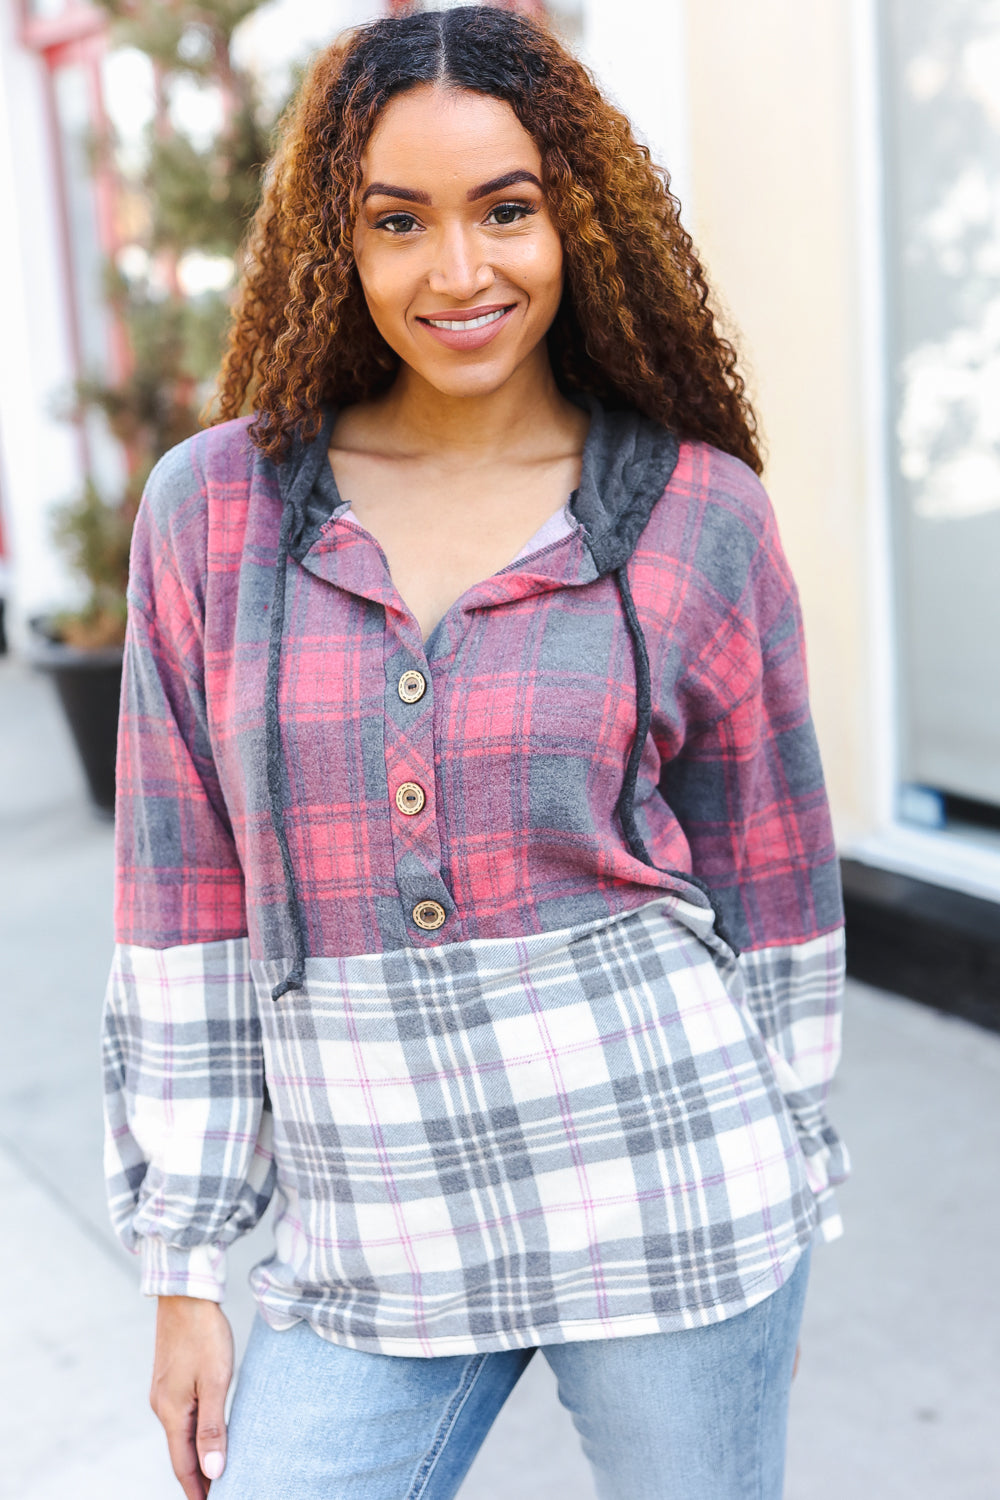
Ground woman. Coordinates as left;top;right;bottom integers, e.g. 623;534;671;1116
103;8;848;1498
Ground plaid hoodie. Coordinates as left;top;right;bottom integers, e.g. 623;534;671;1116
103;399;847;1355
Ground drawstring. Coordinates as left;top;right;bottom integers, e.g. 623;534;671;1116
613;567;653;866
614;567;738;955
266;411;337;1001
266;501;307;1000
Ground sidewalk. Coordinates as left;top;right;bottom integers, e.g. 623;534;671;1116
1;655;997;1499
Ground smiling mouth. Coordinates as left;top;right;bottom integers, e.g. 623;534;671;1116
418;306;514;331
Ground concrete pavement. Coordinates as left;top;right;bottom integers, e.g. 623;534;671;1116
1;655;997;1498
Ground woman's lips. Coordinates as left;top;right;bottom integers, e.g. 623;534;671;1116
415;304;516;351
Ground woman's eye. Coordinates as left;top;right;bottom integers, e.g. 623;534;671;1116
376;213;419;234
486;201;535;227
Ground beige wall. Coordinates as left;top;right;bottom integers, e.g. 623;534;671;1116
683;1;880;843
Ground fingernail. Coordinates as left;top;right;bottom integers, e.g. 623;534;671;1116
202;1451;225;1480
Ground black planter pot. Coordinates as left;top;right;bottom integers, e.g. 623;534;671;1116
29;623;123;815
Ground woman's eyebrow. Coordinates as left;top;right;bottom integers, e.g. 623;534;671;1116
361;182;432;205
468;170;542;200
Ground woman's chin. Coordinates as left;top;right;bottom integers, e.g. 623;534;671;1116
401;353;543;403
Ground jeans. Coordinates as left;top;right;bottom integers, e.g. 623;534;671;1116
211;1247;810;1500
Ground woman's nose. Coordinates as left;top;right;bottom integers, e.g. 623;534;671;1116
427;226;495;300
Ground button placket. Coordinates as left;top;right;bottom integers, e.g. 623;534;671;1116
385;645;455;940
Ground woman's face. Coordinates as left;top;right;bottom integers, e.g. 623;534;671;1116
352;84;564;401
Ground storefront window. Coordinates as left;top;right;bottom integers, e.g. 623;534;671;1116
881;0;1000;828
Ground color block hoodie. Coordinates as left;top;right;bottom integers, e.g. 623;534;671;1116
103;397;848;1354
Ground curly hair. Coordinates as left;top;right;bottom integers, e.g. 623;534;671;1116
213;5;762;474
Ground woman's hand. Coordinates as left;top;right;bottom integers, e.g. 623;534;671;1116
151;1296;234;1498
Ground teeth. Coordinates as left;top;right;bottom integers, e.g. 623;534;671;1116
424;308;508;331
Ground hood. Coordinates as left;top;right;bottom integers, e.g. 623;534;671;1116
570;397;680;576
274;397;680;576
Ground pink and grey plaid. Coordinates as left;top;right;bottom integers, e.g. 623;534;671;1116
103;409;847;1354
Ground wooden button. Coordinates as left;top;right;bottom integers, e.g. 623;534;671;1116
395;782;426;816
398;670;426;704
412;899;446;930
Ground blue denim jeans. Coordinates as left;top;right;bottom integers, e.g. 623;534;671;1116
211;1247;810;1500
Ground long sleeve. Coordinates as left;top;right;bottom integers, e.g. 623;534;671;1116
654;462;848;1237
102;445;275;1298
103;936;275;1297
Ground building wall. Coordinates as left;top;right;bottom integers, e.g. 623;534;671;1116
682;0;882;845
581;0;690;211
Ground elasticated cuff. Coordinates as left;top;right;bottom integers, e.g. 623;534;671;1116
140;1238;227;1300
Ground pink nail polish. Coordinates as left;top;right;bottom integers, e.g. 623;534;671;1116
202;1451;225;1481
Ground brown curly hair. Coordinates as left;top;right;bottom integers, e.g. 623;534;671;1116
212;5;762;474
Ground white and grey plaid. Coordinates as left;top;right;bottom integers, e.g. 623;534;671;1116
104;897;846;1355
